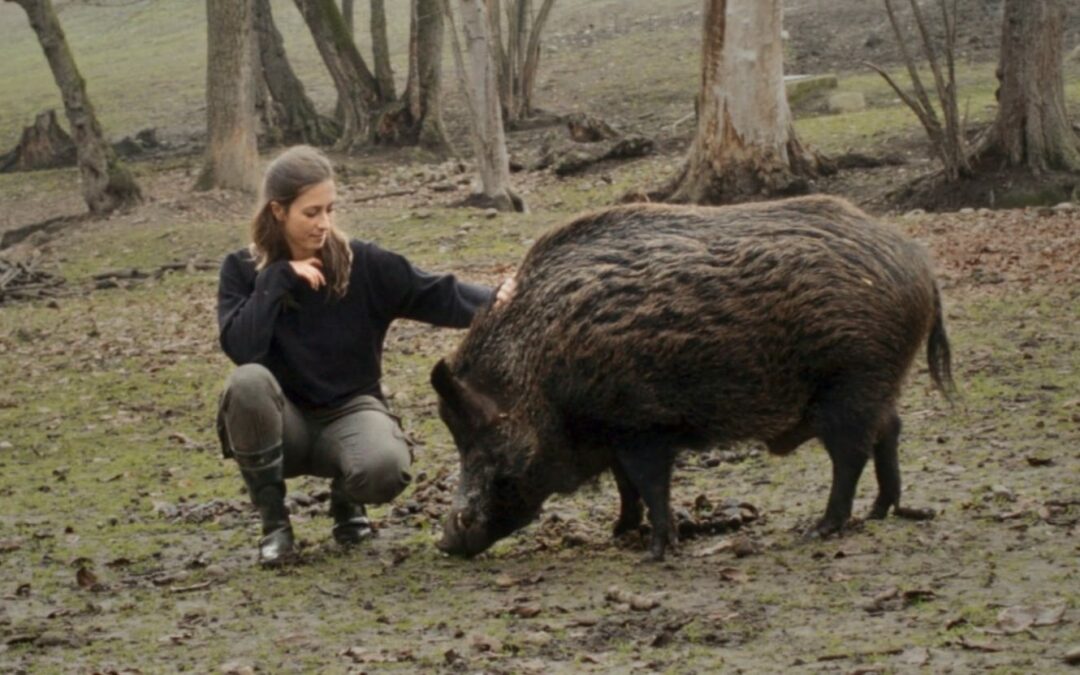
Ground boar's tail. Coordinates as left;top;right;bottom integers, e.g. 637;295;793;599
927;284;956;401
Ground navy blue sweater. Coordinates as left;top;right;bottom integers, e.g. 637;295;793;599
217;240;493;408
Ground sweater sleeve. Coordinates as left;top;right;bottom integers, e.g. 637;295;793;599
366;244;494;328
217;253;299;364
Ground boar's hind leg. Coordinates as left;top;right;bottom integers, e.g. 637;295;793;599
813;400;879;538
870;411;936;522
614;441;677;562
611;462;644;537
868;411;902;519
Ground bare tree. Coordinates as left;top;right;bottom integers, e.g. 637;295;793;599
443;0;524;211
374;0;451;151
294;0;381;152
485;0;556;124
196;0;259;192
6;0;141;213
253;0;338;146
868;0;971;181
370;0;396;103
656;0;822;204
975;0;1080;172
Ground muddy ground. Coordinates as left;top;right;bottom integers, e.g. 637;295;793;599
2;0;1080;673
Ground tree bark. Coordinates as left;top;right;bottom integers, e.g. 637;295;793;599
294;0;380;152
370;0;396;102
484;0;555;125
518;0;555;120
445;0;523;211
6;0;141;213
195;0;259;192
342;0;354;34
975;0;1080;172
254;0;338;146
659;0;821;204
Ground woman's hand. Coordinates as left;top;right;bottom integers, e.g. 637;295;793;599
289;257;325;290
494;276;517;309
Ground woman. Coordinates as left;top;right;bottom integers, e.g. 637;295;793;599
216;145;513;566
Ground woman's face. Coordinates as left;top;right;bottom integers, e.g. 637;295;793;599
273;179;336;260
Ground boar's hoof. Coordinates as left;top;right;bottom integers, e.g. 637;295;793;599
867;500;892;520
894;505;936;521
805;517;849;540
613;516;644;538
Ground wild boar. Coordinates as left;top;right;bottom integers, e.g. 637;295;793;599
431;196;954;560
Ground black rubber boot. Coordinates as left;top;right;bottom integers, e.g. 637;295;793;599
330;477;374;546
235;444;296;567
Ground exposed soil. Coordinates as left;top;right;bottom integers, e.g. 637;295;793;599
1;1;1079;672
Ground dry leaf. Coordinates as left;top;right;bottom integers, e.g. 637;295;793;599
469;633;503;653
76;566;98;589
511;604;542;618
605;586;659;611
897;647;930;666
718;567;749;583
953;636;1002;652
990;602;1066;634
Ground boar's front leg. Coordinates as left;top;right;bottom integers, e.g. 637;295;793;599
611;461;644;537
614;440;677;562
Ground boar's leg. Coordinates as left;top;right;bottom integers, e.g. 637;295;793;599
813;399;879;538
868;411;902;519
614;441;677;561
869;411;936;522
611;462;644;537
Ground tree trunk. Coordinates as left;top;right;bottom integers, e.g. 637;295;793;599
294;0;380;152
370;0;396;102
976;0;1080;172
6;0;141;213
254;0;338;146
195;0;259;192
518;0;555;120
659;0;820;204
484;0;555;125
342;0;354;34
445;0;523;211
377;0;450;150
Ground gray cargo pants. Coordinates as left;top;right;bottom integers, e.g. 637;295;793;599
217;364;413;505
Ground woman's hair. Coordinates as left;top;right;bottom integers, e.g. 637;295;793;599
250;145;352;299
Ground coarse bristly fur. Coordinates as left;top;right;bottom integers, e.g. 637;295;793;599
436;195;954;557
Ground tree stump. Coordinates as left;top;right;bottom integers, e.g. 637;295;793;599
0;110;77;173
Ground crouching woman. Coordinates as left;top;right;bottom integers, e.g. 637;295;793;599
216;145;512;566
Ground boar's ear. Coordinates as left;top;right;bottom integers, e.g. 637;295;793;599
430;359;501;430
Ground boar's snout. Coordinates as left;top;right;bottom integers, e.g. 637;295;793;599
437;508;495;558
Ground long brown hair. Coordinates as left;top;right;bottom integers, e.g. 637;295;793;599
250;145;352;299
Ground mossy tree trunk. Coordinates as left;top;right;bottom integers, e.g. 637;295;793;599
975;0;1080;172
294;0;381;152
373;0;451;152
6;0;142;213
658;0;821;204
254;0;338;146
370;0;396;103
195;0;259;192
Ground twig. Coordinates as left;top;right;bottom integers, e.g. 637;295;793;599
315;585;348;599
168;581;214;594
352;189;419;204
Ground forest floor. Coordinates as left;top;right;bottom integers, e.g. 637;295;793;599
1;1;1080;673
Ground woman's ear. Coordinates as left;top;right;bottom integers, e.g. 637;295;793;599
270;201;286;223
